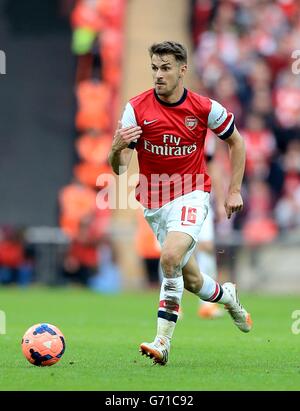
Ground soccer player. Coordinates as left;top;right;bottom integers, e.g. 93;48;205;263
108;41;252;365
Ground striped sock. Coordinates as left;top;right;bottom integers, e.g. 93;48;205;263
197;273;231;304
157;276;184;342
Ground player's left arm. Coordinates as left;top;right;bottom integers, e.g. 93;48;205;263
223;126;246;219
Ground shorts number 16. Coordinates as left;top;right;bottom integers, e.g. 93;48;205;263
181;206;197;224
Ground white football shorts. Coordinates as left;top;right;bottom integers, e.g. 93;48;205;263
143;190;210;268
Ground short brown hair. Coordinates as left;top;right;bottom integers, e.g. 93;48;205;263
149;41;187;64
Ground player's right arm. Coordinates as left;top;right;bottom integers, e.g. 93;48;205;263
108;122;142;175
108;102;142;175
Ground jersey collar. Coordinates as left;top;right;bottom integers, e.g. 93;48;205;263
154;88;188;107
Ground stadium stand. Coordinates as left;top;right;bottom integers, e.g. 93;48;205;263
0;226;34;286
190;0;300;241
58;0;126;288
189;0;300;290
134;207;161;288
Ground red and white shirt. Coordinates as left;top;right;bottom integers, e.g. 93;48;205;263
121;88;234;208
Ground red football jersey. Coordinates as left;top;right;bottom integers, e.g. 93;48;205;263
121;88;234;208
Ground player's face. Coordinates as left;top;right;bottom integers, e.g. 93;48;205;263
151;54;186;99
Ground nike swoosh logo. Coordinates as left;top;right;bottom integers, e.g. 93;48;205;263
144;119;158;125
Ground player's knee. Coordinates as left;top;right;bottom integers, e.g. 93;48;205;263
160;250;181;277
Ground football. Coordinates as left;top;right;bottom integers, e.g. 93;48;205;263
21;323;66;366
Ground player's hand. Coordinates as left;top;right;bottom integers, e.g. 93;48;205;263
112;121;142;151
224;191;243;219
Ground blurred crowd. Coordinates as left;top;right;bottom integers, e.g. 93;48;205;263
0;226;35;287
57;0;125;290
190;0;300;245
0;0;126;288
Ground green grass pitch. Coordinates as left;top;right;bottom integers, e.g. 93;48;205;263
0;286;299;391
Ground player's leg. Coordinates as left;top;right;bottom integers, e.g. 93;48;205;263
196;204;219;317
191;203;223;317
140;230;192;365
197;241;217;281
182;254;253;332
196;200;217;277
140;189;252;366
196;224;224;318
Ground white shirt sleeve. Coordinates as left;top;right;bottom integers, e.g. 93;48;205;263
207;99;234;139
121;102;137;128
120;102;138;149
